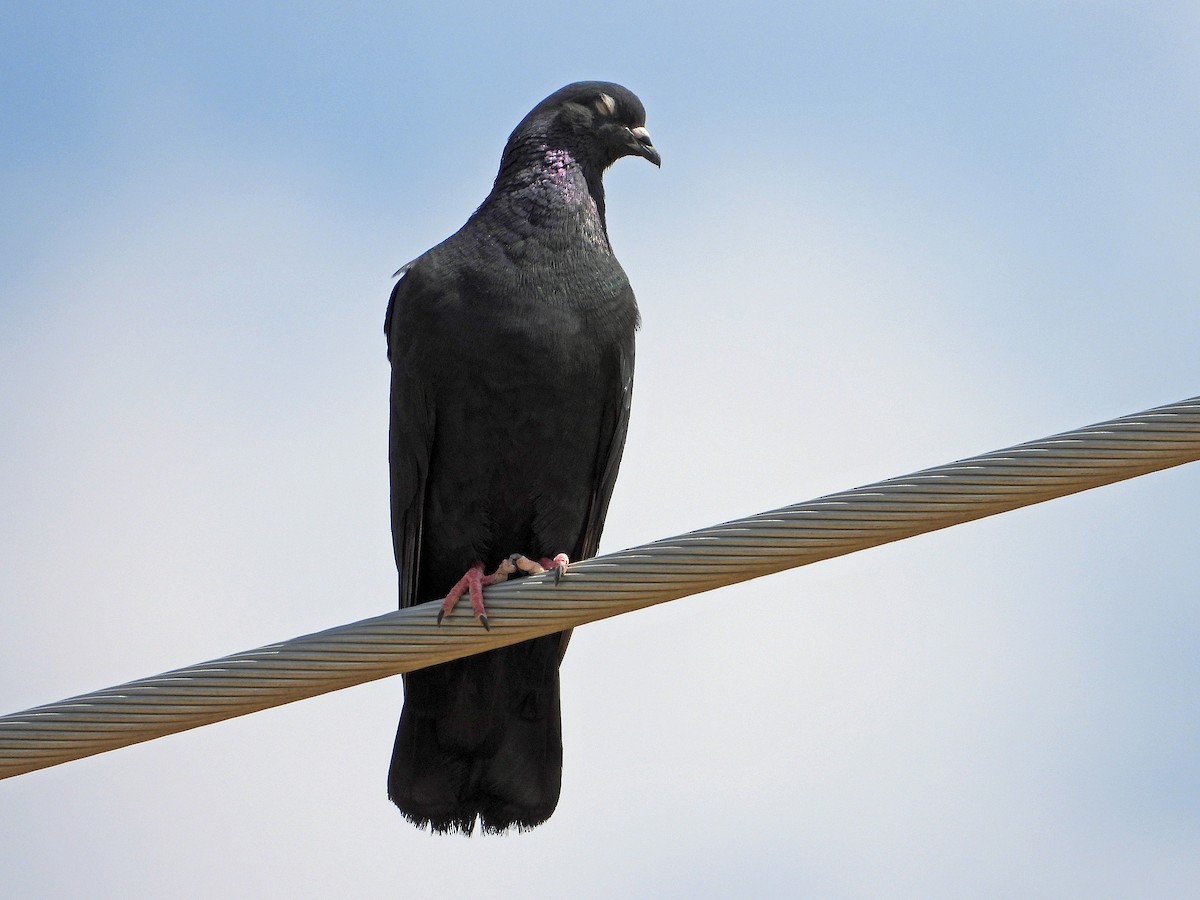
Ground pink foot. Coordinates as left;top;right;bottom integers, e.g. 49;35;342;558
509;552;571;584
438;558;516;630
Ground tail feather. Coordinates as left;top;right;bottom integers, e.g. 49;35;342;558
387;636;563;834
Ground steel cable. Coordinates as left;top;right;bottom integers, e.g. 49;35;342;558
1;395;1197;778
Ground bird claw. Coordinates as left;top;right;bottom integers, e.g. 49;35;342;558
509;553;546;575
440;553;570;625
547;553;570;583
438;559;514;626
508;552;570;582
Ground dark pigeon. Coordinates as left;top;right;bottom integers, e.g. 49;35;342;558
384;82;659;834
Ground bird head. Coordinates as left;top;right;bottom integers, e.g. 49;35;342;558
507;81;661;171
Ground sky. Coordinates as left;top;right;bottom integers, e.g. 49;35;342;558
2;2;1199;897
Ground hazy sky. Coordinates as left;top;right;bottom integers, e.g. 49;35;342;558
2;3;1198;897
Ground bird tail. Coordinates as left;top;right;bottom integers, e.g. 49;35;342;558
387;639;563;834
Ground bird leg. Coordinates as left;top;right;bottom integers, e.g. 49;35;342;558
509;552;571;585
437;558;516;630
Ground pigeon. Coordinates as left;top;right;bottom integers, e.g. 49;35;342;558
384;82;659;834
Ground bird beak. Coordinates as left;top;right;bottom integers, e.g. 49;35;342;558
629;126;661;167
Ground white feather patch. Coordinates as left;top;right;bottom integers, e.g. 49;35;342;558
594;92;617;117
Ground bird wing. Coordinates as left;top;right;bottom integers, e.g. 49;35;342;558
385;267;435;610
556;305;635;661
575;328;635;562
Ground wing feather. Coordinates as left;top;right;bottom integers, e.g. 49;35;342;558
385;269;436;609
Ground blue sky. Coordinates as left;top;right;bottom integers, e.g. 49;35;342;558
2;3;1199;897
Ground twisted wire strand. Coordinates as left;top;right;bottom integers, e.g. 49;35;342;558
2;396;1197;779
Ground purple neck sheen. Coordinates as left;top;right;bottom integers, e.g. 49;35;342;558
539;145;605;230
541;146;585;194
542;146;576;172
492;138;609;241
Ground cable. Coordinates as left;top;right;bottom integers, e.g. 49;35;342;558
1;395;1197;779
